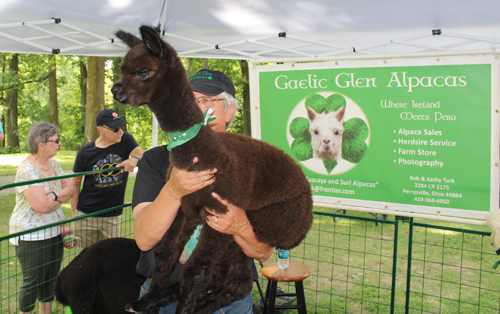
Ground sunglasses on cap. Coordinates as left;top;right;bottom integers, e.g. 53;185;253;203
102;126;122;133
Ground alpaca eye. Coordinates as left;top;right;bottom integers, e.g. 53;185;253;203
314;130;319;135
335;131;340;136
135;71;150;81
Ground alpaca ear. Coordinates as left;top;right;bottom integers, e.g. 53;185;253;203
140;25;165;60
307;107;316;121
336;106;345;122
114;30;143;48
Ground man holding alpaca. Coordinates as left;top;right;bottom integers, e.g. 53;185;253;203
71;109;144;248
132;69;273;313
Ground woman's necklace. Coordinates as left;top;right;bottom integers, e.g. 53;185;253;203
32;155;49;171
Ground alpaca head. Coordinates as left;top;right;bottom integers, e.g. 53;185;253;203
111;25;202;132
307;106;345;160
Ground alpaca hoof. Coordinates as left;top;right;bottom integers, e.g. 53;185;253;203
124;300;142;313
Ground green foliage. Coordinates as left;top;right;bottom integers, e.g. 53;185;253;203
288;93;369;172
0;150;77;176
0;54;247;154
0;54;87;151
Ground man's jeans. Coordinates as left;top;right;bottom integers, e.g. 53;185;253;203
139;279;253;314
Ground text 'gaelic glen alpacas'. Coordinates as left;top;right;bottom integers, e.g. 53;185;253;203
111;25;313;314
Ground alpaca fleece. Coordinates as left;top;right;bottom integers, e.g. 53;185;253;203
111;25;313;314
54;238;146;314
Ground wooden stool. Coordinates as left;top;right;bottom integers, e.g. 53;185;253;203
261;261;310;314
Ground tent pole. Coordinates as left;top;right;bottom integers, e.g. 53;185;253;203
151;0;169;148
152;115;159;148
158;0;170;36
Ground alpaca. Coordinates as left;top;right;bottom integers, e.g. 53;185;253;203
307;106;345;160
54;238;146;314
486;210;500;254
111;25;313;314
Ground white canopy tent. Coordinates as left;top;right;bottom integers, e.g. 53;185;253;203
0;0;499;61
2;0;500;223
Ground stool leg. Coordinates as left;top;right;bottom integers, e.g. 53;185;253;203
267;280;278;314
263;279;271;313
295;280;307;314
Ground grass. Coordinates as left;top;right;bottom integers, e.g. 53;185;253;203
0;150;77;176
0;177;136;313
0;152;498;313
0;177;135;237
253;211;498;314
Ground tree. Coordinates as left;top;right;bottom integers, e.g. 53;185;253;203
80;58;87;139
111;57;127;131
82;56;105;145
239;60;251;136
6;54;19;149
48;55;58;126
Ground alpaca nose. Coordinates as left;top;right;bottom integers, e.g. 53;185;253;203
111;83;123;97
111;83;129;103
323;138;330;144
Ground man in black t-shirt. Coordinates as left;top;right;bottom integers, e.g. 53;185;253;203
132;69;273;313
71;109;144;248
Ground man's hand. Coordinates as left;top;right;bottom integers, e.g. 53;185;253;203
167;157;217;199
61;179;71;189
205;192;250;235
117;158;138;173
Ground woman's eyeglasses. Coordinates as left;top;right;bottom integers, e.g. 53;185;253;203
102;126;122;133
45;138;60;144
195;96;224;109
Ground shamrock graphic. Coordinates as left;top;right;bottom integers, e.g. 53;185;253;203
289;93;369;173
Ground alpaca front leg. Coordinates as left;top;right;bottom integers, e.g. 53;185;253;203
175;225;234;314
192;251;253;314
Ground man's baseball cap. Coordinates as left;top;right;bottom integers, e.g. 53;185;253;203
189;69;236;98
96;109;127;129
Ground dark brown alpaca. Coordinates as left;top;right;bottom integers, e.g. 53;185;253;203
112;25;313;314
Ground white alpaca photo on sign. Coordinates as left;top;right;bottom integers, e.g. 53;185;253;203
307;106;345;160
287;92;370;175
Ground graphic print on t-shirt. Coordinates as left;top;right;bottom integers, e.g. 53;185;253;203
92;153;124;187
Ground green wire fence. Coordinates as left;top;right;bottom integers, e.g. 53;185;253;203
1;173;500;313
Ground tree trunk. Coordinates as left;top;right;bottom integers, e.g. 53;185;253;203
112;57;127;131
186;58;193;76
239;60;251;136
48;55;58;126
80;58;87;137
82;56;105;145
6;54;19;148
202;58;208;69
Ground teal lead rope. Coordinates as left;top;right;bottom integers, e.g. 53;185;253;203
493;260;500;269
167;108;217;151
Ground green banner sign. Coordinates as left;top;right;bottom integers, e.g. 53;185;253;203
256;60;496;217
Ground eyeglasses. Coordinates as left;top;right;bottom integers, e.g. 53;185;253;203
102;126;122;133
195;96;224;109
45;138;60;144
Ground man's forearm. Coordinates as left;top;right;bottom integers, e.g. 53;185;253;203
70;176;82;215
70;190;79;215
233;221;273;262
133;182;182;251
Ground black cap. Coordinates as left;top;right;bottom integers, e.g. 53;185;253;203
96;109;127;129
189;69;235;98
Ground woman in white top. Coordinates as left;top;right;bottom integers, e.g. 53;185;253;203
9;122;73;314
